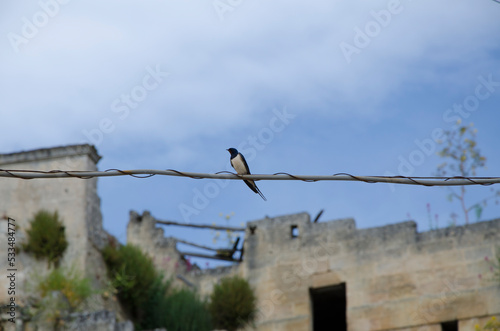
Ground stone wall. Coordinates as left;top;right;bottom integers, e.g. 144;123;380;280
125;209;500;330
63;310;134;331
126;210;238;289
0;145;126;329
127;211;185;279
241;213;500;330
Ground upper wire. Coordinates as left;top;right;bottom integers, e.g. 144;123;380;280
0;168;498;186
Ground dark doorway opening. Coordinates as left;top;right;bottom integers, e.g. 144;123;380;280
441;320;458;331
310;283;346;331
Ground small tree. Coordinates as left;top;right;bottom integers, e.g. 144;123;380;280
436;121;500;224
103;243;213;330
23;210;68;266
101;243;158;322
143;283;212;331
209;275;257;331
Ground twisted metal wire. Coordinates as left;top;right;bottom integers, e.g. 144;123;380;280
0;168;498;186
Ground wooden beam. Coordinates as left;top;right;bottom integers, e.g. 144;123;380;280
239;244;245;262
176;274;194;287
176;238;241;253
313;209;324;223
231;237;240;252
156;219;246;232
176;238;219;252
178;251;239;262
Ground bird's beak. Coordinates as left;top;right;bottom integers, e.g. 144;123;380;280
226;149;230;152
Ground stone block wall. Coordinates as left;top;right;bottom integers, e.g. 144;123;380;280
127;210;210;288
124;209;500;330
0;145;123;328
63;310;134;331
241;212;500;330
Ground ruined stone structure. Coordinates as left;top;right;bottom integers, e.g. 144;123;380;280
2;144;499;331
0;145;126;330
129;210;500;331
127;210;202;288
63;310;133;331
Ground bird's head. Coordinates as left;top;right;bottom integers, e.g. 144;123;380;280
227;148;238;157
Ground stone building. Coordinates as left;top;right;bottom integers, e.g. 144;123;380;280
127;210;200;289
128;210;500;331
0;144;127;330
1;144;499;331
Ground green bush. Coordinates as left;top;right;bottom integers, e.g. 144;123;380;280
140;275;171;329
476;316;500;330
142;277;212;331
209;275;257;331
102;244;212;330
30;267;93;329
38;267;93;310
101;243;158;321
23;210;68;266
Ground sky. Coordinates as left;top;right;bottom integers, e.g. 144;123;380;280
1;0;500;267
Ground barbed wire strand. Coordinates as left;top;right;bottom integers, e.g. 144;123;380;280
0;168;499;186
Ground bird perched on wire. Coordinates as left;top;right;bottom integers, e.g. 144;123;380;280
227;148;267;201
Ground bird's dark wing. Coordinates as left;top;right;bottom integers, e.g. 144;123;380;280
244;180;267;201
243;179;259;194
239;153;251;174
236;152;267;201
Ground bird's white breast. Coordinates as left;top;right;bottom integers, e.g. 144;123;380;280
231;154;248;175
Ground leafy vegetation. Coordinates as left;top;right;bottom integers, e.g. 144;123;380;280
209;275;257;331
101;243;157;322
22;210;68;266
436;121;500;224
29;267;93;329
101;243;212;330
479;250;500;283
37;267;93;309
142;278;212;331
476;316;500;330
139;275;171;329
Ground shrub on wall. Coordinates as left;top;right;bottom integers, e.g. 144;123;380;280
101;243;157;322
37;267;93;309
476;316;500;330
23;210;68;266
29;267;93;329
102;244;213;330
209;275;257;331
141;276;212;331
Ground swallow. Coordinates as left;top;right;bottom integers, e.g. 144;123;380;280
227;148;267;201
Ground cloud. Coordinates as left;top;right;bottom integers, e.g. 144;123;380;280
1;0;499;154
